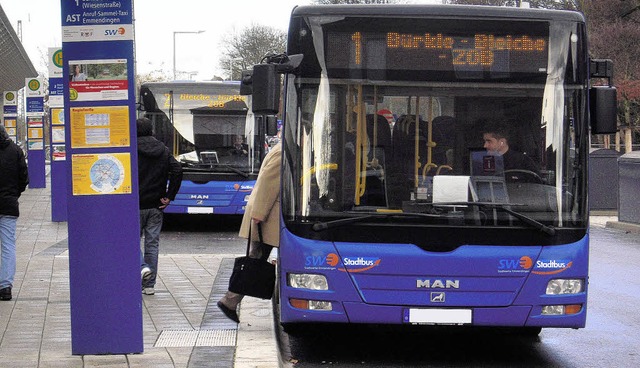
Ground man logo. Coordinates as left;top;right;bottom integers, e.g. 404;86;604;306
431;292;445;303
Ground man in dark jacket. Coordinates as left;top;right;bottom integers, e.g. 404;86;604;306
0;125;29;301
137;118;182;295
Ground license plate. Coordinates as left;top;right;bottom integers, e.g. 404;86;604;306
187;207;213;214
404;308;472;325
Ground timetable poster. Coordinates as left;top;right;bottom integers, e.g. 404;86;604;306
3;118;16;128
69;106;130;148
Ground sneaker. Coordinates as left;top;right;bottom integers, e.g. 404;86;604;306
142;287;155;295
141;267;152;283
0;287;12;301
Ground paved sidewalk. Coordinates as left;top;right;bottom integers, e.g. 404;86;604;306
0;183;279;367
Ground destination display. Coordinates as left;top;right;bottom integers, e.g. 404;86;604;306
324;19;549;77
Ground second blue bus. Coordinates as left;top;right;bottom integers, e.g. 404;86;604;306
138;81;276;215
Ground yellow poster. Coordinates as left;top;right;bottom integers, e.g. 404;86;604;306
51;108;65;125
4;118;16;128
28;127;43;139
71;153;132;195
70;106;130;148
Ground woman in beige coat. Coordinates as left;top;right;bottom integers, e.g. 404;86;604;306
218;142;281;323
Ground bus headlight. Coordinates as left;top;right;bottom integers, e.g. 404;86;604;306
288;273;328;290
546;279;584;295
541;304;582;315
290;298;333;311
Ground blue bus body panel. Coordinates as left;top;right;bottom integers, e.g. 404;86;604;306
164;180;254;215
279;229;588;328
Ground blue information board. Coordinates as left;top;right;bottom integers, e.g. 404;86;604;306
48;47;67;222
25;78;46;188
61;0;142;355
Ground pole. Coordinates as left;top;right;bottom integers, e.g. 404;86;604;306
173;30;205;81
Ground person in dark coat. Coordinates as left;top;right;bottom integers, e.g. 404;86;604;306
481;120;540;182
137;118;183;295
0;125;29;301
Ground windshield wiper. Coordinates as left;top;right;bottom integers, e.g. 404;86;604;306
312;211;443;232
433;202;556;236
181;162;249;178
213;163;249;178
312;215;376;231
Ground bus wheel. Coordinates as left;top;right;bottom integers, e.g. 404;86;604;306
518;327;542;337
281;322;306;336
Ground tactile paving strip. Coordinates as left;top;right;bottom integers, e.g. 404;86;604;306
154;329;237;347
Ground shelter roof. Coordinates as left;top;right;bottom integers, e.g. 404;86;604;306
0;5;38;92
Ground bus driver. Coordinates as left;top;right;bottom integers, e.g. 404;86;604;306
481;120;540;181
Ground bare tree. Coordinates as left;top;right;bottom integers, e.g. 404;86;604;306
446;0;580;9
219;24;287;81
136;68;172;86
585;0;640;150
312;0;399;4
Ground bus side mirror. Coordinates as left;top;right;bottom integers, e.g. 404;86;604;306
239;70;253;95
266;115;278;136
251;64;280;115
589;58;617;135
590;86;617;134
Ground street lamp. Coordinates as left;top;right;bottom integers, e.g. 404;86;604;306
173;30;205;80
228;57;243;81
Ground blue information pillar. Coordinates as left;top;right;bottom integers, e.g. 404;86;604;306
48;48;68;222
61;0;142;354
2;91;19;143
25;78;46;188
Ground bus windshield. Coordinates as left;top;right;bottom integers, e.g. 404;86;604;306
282;12;588;232
139;82;261;174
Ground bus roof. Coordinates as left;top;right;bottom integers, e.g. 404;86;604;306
140;80;241;88
290;4;585;23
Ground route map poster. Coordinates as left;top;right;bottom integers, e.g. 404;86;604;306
71;153;132;195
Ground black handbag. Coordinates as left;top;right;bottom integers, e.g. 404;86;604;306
228;223;276;299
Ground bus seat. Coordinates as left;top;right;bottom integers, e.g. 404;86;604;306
387;115;429;207
361;114;393;206
366;113;392;163
431;115;457;168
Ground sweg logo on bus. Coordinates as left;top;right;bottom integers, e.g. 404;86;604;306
498;256;533;273
498;256;573;275
304;253;381;272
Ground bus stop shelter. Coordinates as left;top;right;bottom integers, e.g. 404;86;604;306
0;5;38;96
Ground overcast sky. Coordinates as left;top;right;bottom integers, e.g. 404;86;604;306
0;0;440;80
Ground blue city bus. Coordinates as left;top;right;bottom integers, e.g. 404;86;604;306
138;81;273;215
246;4;617;334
